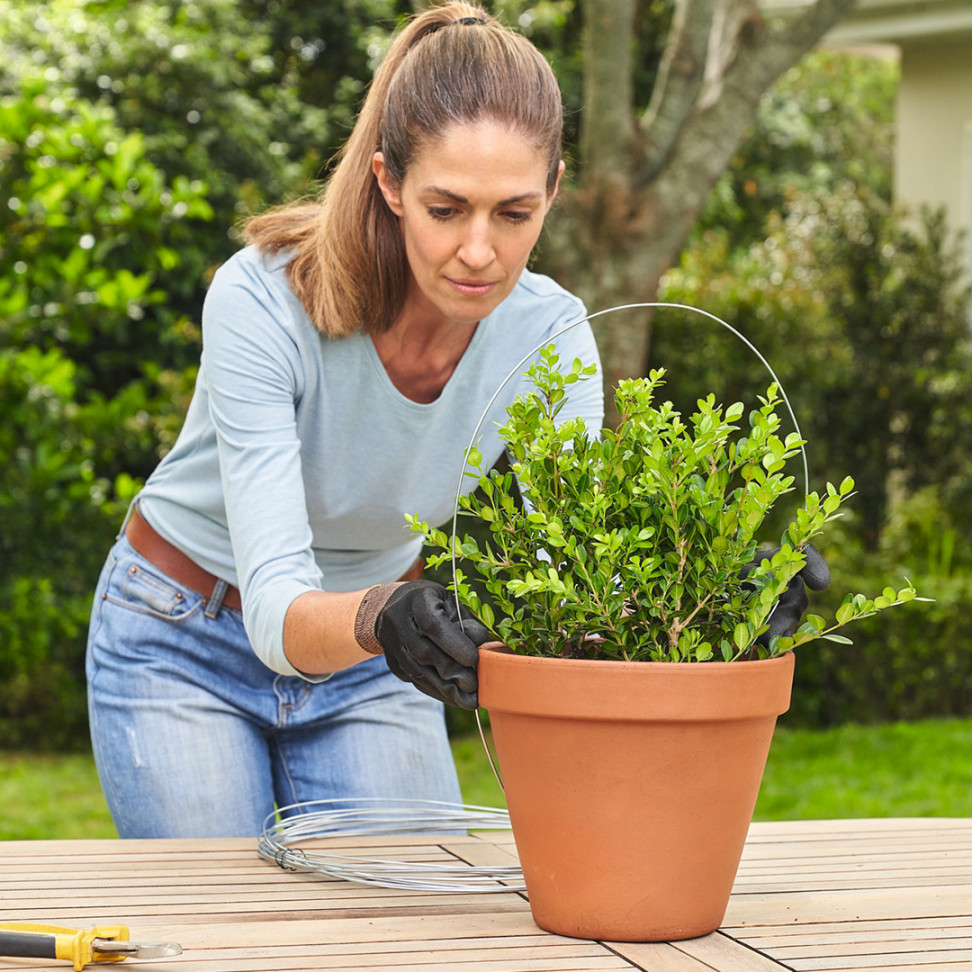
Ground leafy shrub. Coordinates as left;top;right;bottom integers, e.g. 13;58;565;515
656;190;972;725
414;349;917;664
0;347;143;748
0;71;213;392
657;188;972;548
0;54;218;744
791;550;972;726
0;0;395;748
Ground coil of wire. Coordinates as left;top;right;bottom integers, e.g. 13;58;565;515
257;798;525;893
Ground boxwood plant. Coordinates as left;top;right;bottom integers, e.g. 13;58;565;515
408;347;921;661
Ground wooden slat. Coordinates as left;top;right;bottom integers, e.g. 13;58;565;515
612;933;789;971
738;853;972;874
1;886;520;910
739;836;972;862
740;920;972;947
768;937;972;958
841;966;972;972
606;941;735;972
162;956;634;972
734;872;972;890
723;819;972;970
784;950;972;971
190;939;618;966
724;885;972;926
0;954;634;972
745;818;972;837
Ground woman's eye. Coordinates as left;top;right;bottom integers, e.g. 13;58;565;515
425;205;534;223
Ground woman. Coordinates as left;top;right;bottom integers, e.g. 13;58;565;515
86;2;603;838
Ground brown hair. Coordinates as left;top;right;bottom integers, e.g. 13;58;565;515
241;2;564;337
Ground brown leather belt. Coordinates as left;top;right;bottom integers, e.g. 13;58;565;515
126;507;244;611
125;506;423;613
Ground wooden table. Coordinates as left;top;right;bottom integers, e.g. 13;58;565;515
2;818;970;971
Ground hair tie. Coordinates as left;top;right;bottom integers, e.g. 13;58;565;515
426;15;487;37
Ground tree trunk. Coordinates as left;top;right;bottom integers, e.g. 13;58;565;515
544;0;858;423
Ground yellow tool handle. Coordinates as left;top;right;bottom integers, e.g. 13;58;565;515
0;923;129;970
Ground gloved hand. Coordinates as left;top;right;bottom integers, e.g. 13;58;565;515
743;542;831;646
367;580;491;710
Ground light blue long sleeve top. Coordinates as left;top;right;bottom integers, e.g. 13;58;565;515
136;245;603;677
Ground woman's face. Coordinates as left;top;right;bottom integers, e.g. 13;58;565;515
374;119;562;329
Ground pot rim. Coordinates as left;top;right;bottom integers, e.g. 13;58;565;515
479;640;791;670
478;643;795;722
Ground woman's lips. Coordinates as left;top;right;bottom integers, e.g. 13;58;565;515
448;277;498;297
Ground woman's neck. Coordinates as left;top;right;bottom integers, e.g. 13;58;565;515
371;309;479;404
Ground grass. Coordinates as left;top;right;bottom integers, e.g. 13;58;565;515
0;752;118;839
2;718;970;839
456;717;972;819
755;717;972;819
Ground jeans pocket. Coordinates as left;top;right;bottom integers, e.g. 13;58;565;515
106;557;204;622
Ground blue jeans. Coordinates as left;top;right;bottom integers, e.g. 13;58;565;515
86;534;462;838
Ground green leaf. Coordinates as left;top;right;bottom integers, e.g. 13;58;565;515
835;602;856;625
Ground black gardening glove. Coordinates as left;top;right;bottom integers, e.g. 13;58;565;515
743;542;831;646
367;580;491;710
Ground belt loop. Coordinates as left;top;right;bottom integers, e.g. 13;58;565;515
205;578;229;620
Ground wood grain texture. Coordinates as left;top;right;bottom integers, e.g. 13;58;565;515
1;819;969;971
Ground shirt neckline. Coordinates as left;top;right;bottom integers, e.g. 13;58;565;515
364;314;490;410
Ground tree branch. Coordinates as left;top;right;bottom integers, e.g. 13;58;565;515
638;0;857;189
631;0;858;245
728;0;859;95
697;0;763;111
640;0;721;182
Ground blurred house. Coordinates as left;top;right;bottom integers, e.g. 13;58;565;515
824;0;972;289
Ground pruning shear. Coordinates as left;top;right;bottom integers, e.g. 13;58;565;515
0;923;181;970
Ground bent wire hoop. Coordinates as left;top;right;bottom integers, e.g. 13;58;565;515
446;302;810;791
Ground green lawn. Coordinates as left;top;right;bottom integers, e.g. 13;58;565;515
0;752;118;839
755;717;972;820
2;718;970;839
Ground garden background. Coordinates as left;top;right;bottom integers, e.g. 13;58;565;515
1;0;970;835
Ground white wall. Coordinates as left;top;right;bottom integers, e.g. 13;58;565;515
896;40;972;285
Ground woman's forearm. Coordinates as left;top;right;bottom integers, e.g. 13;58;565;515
282;588;373;676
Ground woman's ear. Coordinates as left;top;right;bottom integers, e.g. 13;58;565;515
373;153;404;217
545;160;566;212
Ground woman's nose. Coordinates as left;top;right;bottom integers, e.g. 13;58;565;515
458;218;495;268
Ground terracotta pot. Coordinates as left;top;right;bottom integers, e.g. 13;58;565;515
478;645;795;942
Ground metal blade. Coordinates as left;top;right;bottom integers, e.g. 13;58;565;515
129;942;183;959
93;938;183;959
